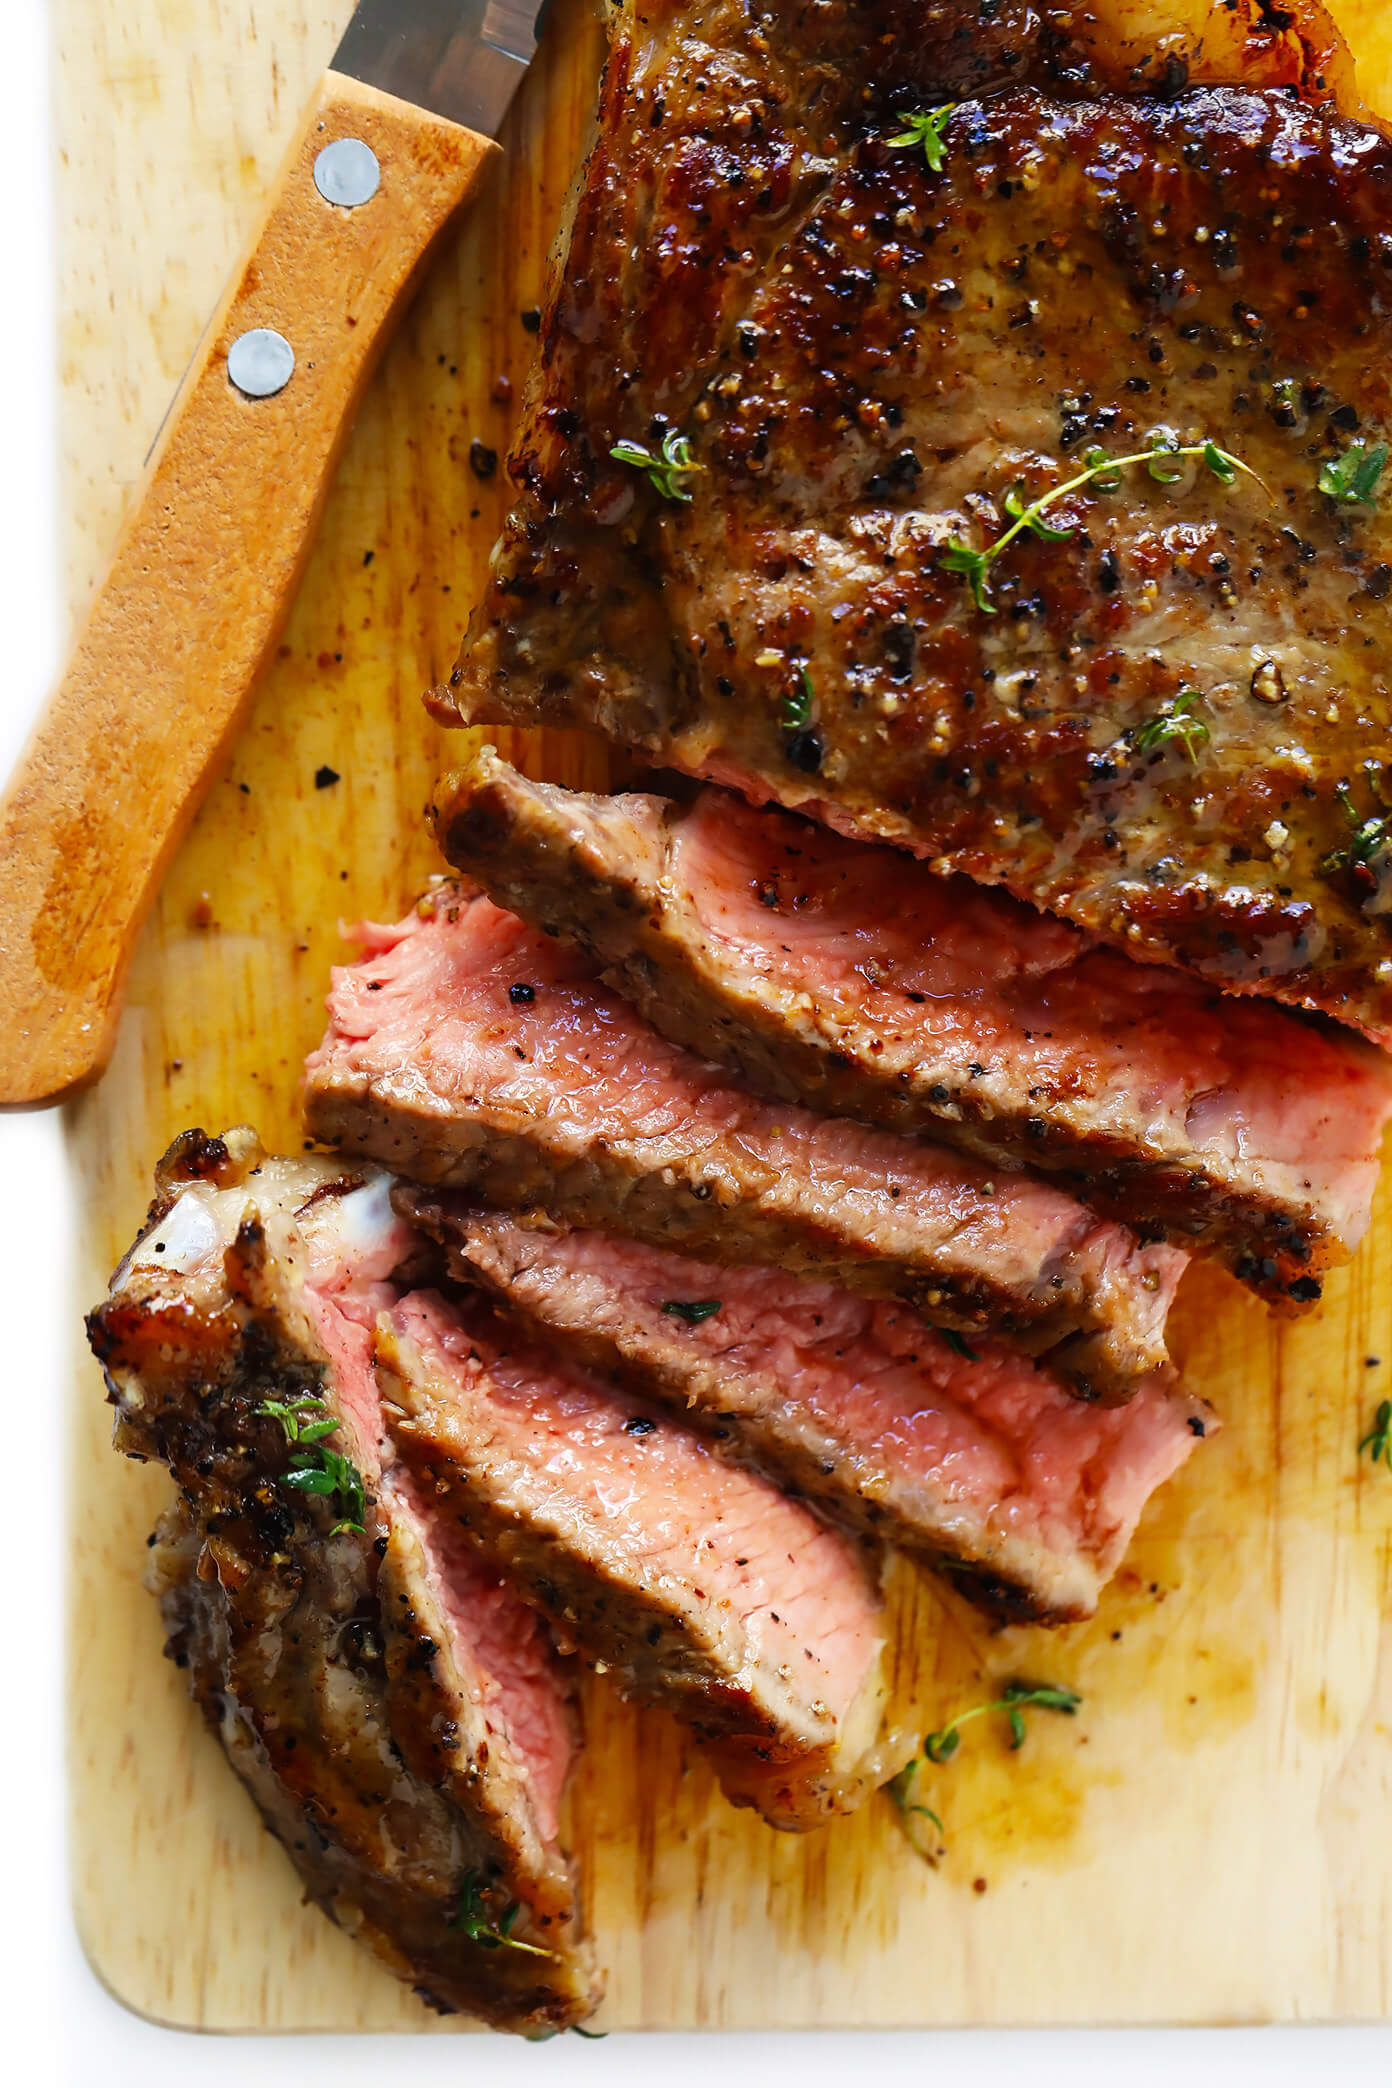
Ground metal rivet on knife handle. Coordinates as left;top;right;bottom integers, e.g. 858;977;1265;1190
314;137;381;208
227;328;296;399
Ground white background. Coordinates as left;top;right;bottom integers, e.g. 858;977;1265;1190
3;0;1391;2079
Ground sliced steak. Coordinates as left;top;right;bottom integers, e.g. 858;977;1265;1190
396;1191;1213;1625
89;1130;598;2034
376;1287;888;1830
435;748;1392;1306
303;885;1186;1401
435;0;1392;1043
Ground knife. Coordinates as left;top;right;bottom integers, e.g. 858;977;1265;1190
0;0;549;1108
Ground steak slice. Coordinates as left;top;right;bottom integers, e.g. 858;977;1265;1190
435;747;1392;1306
395;1192;1213;1625
303;886;1186;1402
88;1130;598;2034
376;1287;888;1830
436;0;1392;1043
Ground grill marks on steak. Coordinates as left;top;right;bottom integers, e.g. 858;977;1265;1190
435;748;1392;1305
396;1191;1213;1625
303;884;1186;1400
88;1131;597;2033
438;0;1392;1041
377;1288;888;1830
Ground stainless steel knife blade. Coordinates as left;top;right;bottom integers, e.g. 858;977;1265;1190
334;0;552;137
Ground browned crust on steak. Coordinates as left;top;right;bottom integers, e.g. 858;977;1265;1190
90;1131;598;2034
440;0;1392;1041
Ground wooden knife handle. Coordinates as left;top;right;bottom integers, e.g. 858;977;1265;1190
0;70;495;1109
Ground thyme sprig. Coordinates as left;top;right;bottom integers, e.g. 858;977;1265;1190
257;1394;368;1535
1360;1400;1392;1470
1322;783;1392;886
885;1682;1082;1865
661;1299;723;1324
1134;688;1210;765
941;439;1263;614
939;1329;981;1363
884;1763;946;1864
923;1680;1083;1762
256;1393;338;1447
782;665;815;732
611;428;703;502
449;1870;553;1959
887;104;956;174
1319;440;1389;506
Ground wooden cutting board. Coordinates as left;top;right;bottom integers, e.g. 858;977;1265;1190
63;0;1392;2033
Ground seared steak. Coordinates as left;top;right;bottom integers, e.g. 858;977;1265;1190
436;0;1392;1041
396;1191;1214;1625
435;747;1392;1304
88;1130;598;2034
303;885;1187;1400
377;1287;888;1830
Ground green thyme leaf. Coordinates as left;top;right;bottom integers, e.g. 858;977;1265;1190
1004;486;1075;542
279;1464;337;1497
1134;688;1210;765
1202;439;1240;485
1322;781;1392;881
256;1393;333;1446
611;427;704;502
1082;445;1124;493
1319;440;1389;506
1360;1399;1392;1470
884;1760;947;1864
1146;433;1185;485
938;1329;981;1363
886;104;955;174
940;540;996;614
449;1871;553;1959
661;1299;723;1323
782;665;815;732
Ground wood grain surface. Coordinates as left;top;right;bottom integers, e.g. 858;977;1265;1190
63;0;1392;2033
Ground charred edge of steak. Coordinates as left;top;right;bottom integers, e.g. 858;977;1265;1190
91;1147;596;2034
149;1502;588;2031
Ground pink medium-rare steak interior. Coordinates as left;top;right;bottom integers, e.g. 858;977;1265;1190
433;749;1392;1303
422;1209;1209;1620
304;888;1187;1394
385;1470;572;1844
385;1288;885;1750
254;1167;577;1831
300;1191;574;1832
671;789;1392;1261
